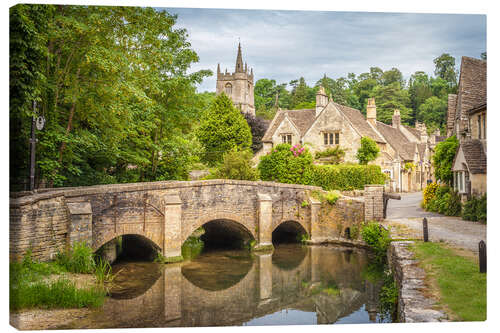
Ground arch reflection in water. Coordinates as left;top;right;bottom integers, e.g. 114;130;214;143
60;245;390;329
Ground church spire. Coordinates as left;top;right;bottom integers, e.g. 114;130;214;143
235;42;243;73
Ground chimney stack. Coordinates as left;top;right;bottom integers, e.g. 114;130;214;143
316;86;328;116
367;98;377;127
392;109;401;129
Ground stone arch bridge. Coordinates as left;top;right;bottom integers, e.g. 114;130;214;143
11;180;361;262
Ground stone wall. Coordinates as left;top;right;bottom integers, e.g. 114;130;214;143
387;241;448;322
363;185;384;221
310;196;365;244
10;195;69;261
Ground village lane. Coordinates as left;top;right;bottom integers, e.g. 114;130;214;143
383;192;487;253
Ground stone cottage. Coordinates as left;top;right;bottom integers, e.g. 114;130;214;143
216;43;255;116
257;87;441;192
446;56;487;198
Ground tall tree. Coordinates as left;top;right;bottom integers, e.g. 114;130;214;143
196;93;252;165
433;53;458;88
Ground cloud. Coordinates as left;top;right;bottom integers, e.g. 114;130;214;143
166;8;486;92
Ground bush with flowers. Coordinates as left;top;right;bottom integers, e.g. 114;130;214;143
258;143;313;184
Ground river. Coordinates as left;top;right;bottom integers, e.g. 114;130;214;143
57;244;392;328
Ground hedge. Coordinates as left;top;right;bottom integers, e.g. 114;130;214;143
305;164;386;191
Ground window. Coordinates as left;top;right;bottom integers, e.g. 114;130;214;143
483;113;486;139
478;115;482;139
225;83;232;95
282;134;292;144
323;132;339;145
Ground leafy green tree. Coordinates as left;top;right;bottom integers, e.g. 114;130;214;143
215;149;259;180
381;68;405;87
417;96;447;129
481;52;487;60
433;135;459;185
290;77;315;109
196;93;252;164
356;137;380;165
10;5;211;188
433;53;458;88
373;83;412;124
408;71;433;122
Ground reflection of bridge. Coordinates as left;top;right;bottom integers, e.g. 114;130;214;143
67;246;380;328
10;180;328;261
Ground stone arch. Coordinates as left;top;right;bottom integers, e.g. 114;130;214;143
273;219;310;236
181;212;256;245
93;231;162;254
272;219;309;244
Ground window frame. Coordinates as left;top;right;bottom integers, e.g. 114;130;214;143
281;134;292;144
323;131;340;146
225;82;232;95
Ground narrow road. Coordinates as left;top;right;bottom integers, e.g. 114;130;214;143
384;192;486;253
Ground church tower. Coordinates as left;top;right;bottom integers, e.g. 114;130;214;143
216;43;255;116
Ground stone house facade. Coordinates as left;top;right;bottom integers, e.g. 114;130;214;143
216;43;255;116
257;88;441;192
447;56;487;198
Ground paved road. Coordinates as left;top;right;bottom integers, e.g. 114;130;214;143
384;192;487;253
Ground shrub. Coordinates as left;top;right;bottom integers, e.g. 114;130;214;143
181;236;204;260
361;222;391;262
258;143;313;184
433;135;459;185
214;149;259;180
323;190;341;205
314;146;346;164
462;195;487;223
356;137;380;165
423;182;439;207
304;164;386;191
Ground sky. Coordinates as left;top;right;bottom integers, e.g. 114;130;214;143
163;8;486;93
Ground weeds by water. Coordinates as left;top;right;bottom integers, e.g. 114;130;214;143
10;244;113;311
181;236;204;260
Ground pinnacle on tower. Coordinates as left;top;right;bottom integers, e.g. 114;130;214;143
217;63;220;74
235;42;244;73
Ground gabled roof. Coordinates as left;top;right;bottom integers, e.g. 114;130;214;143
332;102;386;143
458;140;487;174
455;56;487;121
261;109;316;142
375;121;414;160
403;125;421;140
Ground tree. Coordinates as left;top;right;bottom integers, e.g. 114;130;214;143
417;96;447;129
481;52;486;60
215;149;259;180
381;68;405;87
356;137;380;165
196;93;252;164
408;71;433;123
243;112;269;153
433;53;458;88
373;82;412;124
10;5;211;188
433;135;459;185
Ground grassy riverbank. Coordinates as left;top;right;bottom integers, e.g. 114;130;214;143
10;244;113;311
412;242;486;321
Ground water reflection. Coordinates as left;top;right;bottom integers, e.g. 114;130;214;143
59;244;389;329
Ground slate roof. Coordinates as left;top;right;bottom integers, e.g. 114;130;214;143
331;102;386;143
447;94;457;133
261;109;316;142
459;140;487;174
417;143;426;161
403;125;421;140
375;121;414;160
455;57;487;121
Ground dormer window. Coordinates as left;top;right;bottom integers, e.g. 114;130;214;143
225;83;232;95
323;132;339;145
281;134;292;144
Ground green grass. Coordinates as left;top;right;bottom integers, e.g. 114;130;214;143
10;278;106;311
412;242;486;321
10;245;111;311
